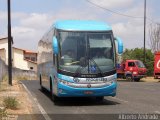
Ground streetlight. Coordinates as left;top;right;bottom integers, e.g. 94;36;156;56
144;0;146;63
7;0;12;85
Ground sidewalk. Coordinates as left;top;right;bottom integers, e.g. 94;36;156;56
0;80;42;120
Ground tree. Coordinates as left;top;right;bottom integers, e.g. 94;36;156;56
122;48;154;76
149;23;160;53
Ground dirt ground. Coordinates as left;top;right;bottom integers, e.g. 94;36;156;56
141;76;159;82
118;76;160;82
0;80;37;120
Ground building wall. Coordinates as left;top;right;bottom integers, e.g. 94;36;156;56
27;61;37;72
0;38;37;72
0;38;9;64
13;48;37;71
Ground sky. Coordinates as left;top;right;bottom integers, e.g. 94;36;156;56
0;0;160;51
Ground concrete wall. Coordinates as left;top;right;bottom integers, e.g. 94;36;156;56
0;58;36;81
0;49;6;62
0;38;9;65
0;58;7;81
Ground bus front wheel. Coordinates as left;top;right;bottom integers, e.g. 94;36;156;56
50;79;58;102
96;96;104;101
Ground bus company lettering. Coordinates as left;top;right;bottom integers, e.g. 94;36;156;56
86;78;107;82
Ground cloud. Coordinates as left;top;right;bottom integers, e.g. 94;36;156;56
89;0;134;9
0;0;154;51
10;9;99;51
112;20;145;49
11;13;52;51
12;26;43;51
20;13;54;29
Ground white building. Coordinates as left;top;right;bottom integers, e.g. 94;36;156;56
0;37;37;72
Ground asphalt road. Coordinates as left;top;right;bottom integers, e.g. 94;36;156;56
21;80;160;120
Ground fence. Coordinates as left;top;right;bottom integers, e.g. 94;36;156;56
0;58;37;81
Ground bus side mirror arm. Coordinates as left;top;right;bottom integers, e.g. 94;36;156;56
115;37;123;54
52;36;59;55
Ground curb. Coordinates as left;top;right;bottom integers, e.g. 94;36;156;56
19;81;51;120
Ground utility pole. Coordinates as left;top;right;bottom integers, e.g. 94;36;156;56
144;0;146;63
8;0;12;85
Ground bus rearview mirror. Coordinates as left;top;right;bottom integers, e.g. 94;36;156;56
52;36;59;55
115;37;123;54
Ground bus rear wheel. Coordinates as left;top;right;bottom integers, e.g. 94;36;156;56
40;75;44;91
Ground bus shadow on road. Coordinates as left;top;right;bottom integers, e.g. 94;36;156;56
40;88;120;106
54;98;120;106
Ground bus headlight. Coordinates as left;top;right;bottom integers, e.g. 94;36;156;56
59;79;72;85
107;79;116;84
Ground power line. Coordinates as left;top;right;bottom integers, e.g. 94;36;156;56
86;0;143;18
86;0;158;23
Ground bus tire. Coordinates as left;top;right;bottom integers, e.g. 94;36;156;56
40;75;44;91
50;79;58;102
96;96;104;101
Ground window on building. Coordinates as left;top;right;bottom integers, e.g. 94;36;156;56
25;57;30;60
31;57;36;61
30;67;33;70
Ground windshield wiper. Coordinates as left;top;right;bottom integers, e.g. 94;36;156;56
73;65;87;77
73;58;104;77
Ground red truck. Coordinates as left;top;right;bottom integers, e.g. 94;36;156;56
117;60;147;82
154;51;160;79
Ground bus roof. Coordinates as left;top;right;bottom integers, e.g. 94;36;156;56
53;20;112;31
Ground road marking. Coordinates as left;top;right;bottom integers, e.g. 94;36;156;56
110;97;129;103
21;82;51;120
154;111;160;114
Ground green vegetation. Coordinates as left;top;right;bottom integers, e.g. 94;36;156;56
3;97;19;110
0;107;7;119
122;48;154;76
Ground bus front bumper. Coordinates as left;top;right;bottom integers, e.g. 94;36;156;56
56;82;117;97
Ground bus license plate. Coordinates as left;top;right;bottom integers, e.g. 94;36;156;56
84;91;93;94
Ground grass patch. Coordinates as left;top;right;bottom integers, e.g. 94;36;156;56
0;107;7;119
3;97;19;110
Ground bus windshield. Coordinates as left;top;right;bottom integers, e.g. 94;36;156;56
58;31;115;75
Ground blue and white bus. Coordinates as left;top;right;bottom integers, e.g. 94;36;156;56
38;20;123;102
